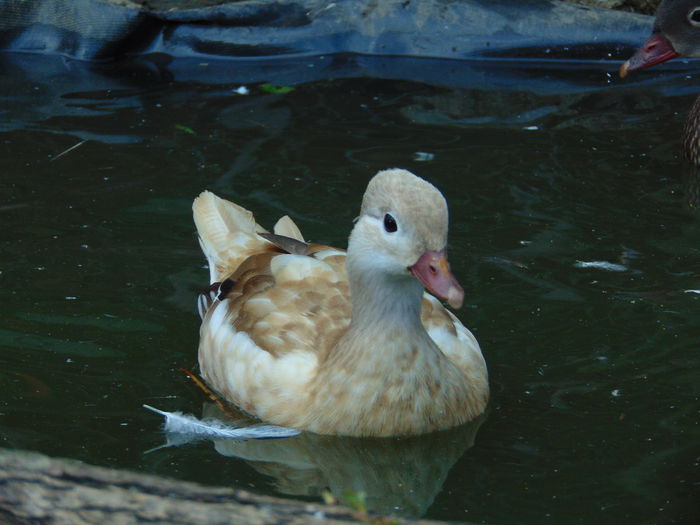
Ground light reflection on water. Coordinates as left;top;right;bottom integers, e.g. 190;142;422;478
0;53;698;523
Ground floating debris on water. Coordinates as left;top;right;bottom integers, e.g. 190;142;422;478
51;140;86;162
413;151;435;161
174;124;196;135
484;256;528;269
574;260;627;272
260;84;295;94
143;404;300;441
233;86;249;95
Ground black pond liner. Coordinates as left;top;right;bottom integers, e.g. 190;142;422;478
0;0;686;96
12;0;700;103
4;0;700;142
1;0;655;65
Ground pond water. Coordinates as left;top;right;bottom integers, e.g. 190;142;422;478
1;52;698;524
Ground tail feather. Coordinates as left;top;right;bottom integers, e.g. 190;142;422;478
273;215;304;241
193;191;271;283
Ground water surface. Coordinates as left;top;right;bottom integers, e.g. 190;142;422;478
0;53;698;523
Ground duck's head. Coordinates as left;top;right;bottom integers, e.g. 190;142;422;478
621;0;700;77
347;168;464;309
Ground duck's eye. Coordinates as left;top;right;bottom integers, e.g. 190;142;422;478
688;7;700;25
383;213;397;233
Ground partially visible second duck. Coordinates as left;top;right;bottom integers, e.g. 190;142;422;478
620;0;700;164
193;169;489;437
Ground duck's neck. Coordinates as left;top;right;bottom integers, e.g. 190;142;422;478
347;268;425;335
327;254;438;370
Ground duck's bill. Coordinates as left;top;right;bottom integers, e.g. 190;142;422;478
409;249;464;309
620;33;679;78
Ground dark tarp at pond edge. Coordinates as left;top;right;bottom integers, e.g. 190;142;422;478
0;0;653;64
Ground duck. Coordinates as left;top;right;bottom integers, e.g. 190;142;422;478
620;0;700;165
192;168;489;437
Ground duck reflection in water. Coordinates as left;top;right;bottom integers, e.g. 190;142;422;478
201;403;486;517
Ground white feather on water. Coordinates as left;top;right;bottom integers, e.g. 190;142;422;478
143;405;300;440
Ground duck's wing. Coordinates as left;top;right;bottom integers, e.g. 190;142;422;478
194;192;351;418
194;191;349;356
198;247;350;419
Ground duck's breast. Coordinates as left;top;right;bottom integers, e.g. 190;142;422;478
421;293;489;411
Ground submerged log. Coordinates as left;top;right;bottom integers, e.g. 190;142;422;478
0;448;446;525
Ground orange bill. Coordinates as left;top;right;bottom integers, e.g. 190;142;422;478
620;33;679;78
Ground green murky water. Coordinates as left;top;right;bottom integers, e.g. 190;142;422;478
1;53;698;523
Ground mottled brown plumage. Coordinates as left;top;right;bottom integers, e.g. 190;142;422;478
683;95;700;165
193;169;489;437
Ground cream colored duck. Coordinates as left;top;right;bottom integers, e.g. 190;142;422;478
193;169;488;437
